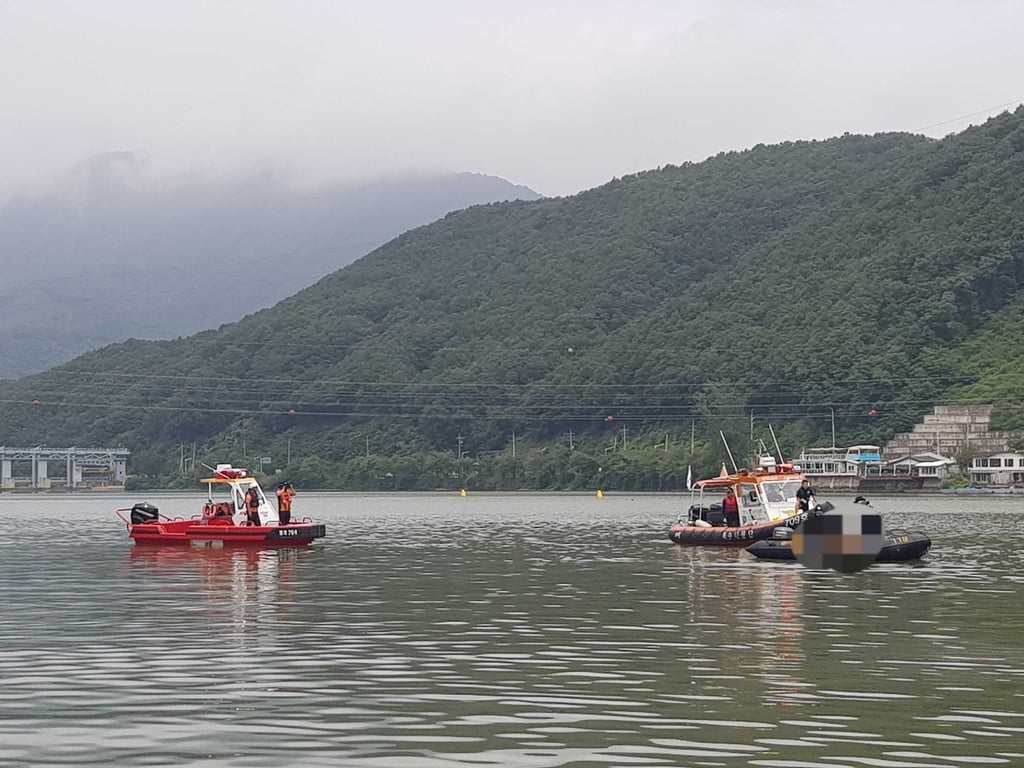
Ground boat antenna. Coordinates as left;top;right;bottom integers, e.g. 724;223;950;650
719;430;739;473
200;462;229;478
768;423;785;464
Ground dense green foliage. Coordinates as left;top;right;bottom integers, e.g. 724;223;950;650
5;109;1024;489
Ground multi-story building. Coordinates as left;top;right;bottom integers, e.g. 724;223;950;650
968;452;1024;486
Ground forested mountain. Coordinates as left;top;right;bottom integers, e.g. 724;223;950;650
3;109;1024;490
0;158;538;378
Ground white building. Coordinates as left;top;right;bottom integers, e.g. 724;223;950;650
969;452;1024;486
887;452;957;481
797;445;883;477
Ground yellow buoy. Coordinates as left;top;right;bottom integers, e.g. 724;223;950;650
460;488;467;497
596;490;604;499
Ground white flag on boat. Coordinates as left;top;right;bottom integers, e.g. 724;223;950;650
686;465;692;491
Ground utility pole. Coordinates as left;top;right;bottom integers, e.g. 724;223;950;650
457;433;464;460
366;436;370;457
568;428;574;451
830;407;837;448
621;424;627;450
750;409;755;442
511;431;516;458
664;434;669;452
287;437;292;465
690;420;695;454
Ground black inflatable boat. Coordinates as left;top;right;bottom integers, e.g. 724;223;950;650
746;527;932;562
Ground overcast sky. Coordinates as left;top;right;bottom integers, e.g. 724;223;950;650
2;0;1023;199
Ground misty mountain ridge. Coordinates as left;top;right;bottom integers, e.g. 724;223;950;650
0;158;539;378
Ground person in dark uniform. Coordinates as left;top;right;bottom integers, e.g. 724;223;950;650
245;486;262;526
796;479;816;512
721;487;740;527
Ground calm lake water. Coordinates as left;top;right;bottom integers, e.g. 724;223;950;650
0;491;1022;767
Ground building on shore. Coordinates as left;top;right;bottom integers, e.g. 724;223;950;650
795;445;881;476
883;405;1017;458
795;445;884;490
796;445;955;490
798;405;1024;489
967;452;1024;486
886;452;958;483
0;447;129;491
882;404;1024;488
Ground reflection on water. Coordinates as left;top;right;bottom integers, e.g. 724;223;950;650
127;546;302;647
0;492;1021;766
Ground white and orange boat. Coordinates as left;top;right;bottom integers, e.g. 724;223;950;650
116;464;326;546
668;456;832;546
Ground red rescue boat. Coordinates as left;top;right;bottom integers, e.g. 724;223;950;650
115;464;326;547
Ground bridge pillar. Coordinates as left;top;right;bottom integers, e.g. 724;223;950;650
33;457;49;489
0;459;11;490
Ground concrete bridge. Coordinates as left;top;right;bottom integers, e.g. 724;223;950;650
0;447;129;491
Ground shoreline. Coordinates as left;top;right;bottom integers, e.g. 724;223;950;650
4;486;1023;496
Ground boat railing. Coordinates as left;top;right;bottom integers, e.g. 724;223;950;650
115;506;187;529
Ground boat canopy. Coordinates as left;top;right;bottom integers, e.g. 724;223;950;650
195;466;275;523
693;465;801;489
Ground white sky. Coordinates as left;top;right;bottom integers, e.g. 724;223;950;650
1;0;1022;198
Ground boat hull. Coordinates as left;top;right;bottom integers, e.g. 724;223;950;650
668;508;822;546
745;531;931;562
128;519;326;547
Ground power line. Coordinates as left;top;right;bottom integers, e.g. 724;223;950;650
1;395;1015;420
21;367;992;391
915;99;1024;132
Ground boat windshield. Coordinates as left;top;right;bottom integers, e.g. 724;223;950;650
208;480;262;511
761;479;802;503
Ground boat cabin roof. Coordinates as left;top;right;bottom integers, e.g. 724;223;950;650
694;465;803;490
200;476;259;486
200;465;257;486
696;462;806;487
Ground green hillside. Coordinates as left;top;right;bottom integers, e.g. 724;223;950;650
4;108;1024;489
0;168;538;378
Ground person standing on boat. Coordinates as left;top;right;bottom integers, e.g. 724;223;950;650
276;482;295;525
245;486;262;526
796;479;816;512
721;487;740;527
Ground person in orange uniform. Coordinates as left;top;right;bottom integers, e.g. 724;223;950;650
276;482;296;525
721;487;740;527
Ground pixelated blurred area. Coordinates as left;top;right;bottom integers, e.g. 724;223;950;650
792;511;885;573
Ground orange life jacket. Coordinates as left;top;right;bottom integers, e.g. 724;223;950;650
277;487;294;512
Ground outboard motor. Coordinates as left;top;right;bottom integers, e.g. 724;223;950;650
130;502;159;525
772;526;794;540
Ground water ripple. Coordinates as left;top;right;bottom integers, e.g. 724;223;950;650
0;493;1021;766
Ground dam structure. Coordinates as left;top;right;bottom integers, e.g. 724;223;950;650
0;447;129;491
